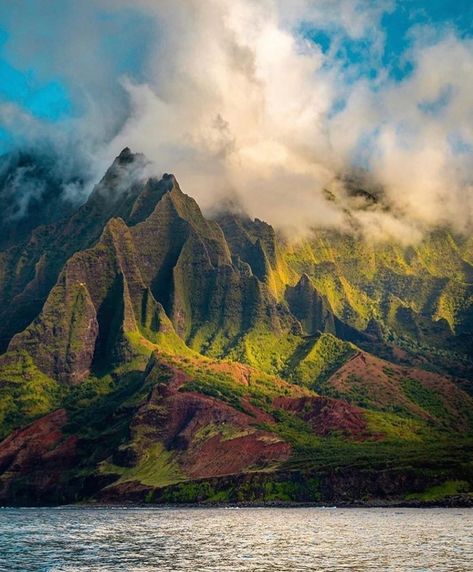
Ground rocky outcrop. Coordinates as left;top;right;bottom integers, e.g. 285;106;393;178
273;396;370;439
0;409;77;504
285;273;336;335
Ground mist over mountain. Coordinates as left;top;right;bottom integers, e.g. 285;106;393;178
0;148;93;249
1;1;473;242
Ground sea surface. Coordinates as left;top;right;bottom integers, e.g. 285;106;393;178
0;506;472;571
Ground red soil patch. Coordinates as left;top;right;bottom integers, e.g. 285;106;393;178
204;360;252;386
327;351;473;430
184;431;290;479
240;397;275;424
0;409;72;465
273;396;370;440
142;358;192;393
0;409;77;501
134;364;292;479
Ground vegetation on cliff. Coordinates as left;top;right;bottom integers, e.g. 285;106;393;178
0;149;472;506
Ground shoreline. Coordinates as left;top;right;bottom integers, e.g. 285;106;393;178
3;497;473;510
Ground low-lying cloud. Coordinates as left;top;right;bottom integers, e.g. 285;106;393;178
2;0;473;242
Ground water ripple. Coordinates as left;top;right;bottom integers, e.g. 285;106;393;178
0;507;472;571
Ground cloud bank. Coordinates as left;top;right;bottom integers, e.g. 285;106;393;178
2;0;473;242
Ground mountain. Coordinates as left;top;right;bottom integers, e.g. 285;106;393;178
0;149;472;506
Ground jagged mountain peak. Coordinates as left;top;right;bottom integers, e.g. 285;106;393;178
83;151;185;231
116;146;135;164
90;149;147;201
1;146;473;506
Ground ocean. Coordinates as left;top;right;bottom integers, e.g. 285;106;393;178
1;506;472;571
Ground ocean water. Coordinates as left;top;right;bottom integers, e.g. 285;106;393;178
0;507;472;571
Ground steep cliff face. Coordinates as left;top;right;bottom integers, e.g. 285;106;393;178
0;148;158;353
6;162;300;383
281;230;473;366
0;148;472;505
285;274;336;335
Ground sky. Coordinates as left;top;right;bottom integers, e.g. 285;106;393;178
0;0;472;241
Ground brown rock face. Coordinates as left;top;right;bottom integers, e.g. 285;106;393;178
0;409;77;504
273;396;370;439
123;359;292;480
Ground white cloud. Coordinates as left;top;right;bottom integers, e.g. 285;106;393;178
4;0;473;242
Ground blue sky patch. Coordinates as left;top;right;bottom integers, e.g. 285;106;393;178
0;35;71;121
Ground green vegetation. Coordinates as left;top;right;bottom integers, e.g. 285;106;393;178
193;423;254;443
1;159;473;506
364;410;431;441
181;376;246;411
160;476;322;503
281;229;473;362
262;410;321;451
0;351;63;439
101;443;183;487
227;328;301;375
400;377;447;420
287;333;355;388
260;479;321;502
161;481;223;503
406;480;471;502
176;354;307;413
282;436;473;476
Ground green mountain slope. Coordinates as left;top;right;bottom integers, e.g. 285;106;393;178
0;149;472;506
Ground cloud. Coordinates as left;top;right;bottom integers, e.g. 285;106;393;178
336;32;473;234
105;0;364;234
2;0;473;242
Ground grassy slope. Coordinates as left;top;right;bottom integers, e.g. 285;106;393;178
68;349;473;501
0;336;472;504
0;351;63;439
281;230;473;356
1;207;473;503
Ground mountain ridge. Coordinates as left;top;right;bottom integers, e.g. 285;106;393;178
0;148;472;506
